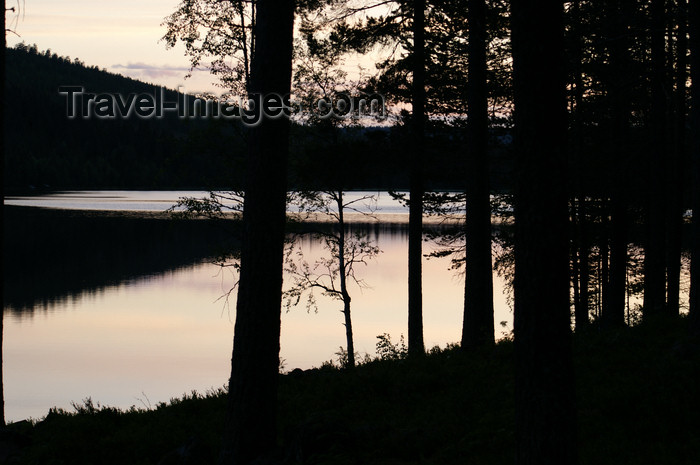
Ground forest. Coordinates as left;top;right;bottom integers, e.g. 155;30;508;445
3;44;492;192
1;0;700;464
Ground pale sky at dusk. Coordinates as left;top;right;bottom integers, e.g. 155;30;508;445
5;1;389;97
5;0;219;93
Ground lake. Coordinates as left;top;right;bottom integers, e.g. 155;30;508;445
2;191;514;422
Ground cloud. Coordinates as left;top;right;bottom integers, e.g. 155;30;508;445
111;62;198;79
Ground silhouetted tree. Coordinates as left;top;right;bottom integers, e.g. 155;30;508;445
163;0;254;94
2;0;8;429
219;1;295;463
311;0;510;352
644;0;668;318
567;0;590;331
462;0;494;348
511;1;577;463
665;0;688;317
689;0;700;336
284;192;380;369
602;0;632;329
408;0;426;356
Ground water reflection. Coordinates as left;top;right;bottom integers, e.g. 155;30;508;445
3;206;240;313
4;190;411;214
2;205;512;422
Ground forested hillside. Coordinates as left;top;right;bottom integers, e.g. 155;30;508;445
3;44;515;193
3;44;245;191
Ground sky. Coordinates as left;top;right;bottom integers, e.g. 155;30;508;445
5;0;219;93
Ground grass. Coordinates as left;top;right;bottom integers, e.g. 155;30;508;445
2;318;699;464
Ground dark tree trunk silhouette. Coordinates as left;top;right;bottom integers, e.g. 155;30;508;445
569;0;589;331
570;201;583;326
1;0;6;428
571;201;589;330
603;0;631;328
666;0;688;317
599;207;610;322
336;193;356;369
220;1;295;463
408;0;425;356
511;1;577;464
462;0;494;349
578;199;590;328
689;0;700;336
608;198;628;327
644;0;668;317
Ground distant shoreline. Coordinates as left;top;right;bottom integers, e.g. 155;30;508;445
3;204;465;225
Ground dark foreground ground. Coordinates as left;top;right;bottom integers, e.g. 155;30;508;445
1;318;698;465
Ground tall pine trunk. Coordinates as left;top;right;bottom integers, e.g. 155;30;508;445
666;0;688;317
644;0;668;317
408;0;425;356
570;200;583;328
511;1;577;463
604;0;631;328
599;208;610;322
336;192;355;368
220;1;295;463
1;0;6;428
689;0;700;336
570;0;589;331
462;0;494;348
578;199;590;327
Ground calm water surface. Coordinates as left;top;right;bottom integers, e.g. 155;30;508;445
3;191;512;422
4;190;411;214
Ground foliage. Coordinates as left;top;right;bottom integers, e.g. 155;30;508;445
283;191;381;313
166;191;246;310
420;193;514;278
310;0;513;121
168;190;244;220
161;0;255;94
283;190;381;369
375;333;408;361
333;346;366;369
161;0;352;98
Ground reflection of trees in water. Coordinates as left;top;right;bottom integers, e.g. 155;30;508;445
494;237;692;329
3;206;418;317
585;245;692;326
6;204;689;326
3;206;240;315
418;196;693;329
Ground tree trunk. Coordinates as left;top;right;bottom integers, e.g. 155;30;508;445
570;0;589;331
336;192;355;369
220;1;294;463
600;205;610;322
408;0;425;356
666;0;688;317
1;0;6;428
511;1;577;464
342;297;354;367
576;198;590;329
607;198;628;327
462;0;494;349
689;0;700;336
571;199;582;327
603;0;631;328
644;0;668;318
